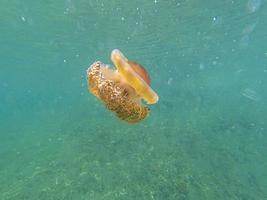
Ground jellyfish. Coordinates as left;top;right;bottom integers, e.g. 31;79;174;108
87;49;159;123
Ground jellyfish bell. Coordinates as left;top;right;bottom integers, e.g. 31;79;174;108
127;61;151;86
87;49;159;123
111;49;159;104
112;60;151;100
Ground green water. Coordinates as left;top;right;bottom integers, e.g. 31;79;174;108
1;0;267;199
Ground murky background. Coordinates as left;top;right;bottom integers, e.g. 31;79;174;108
1;0;267;199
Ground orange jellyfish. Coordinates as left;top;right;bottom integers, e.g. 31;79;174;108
87;49;159;123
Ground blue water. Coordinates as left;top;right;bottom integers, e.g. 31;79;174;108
1;0;267;199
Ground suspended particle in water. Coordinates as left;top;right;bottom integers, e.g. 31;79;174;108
212;16;223;26
2;82;8;88
236;69;244;73
247;0;261;13
199;63;205;70
64;0;75;14
64;8;70;14
167;77;173;85
239;35;250;48
242;22;257;35
241;88;260;101
21;16;26;22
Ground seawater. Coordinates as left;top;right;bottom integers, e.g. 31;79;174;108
0;0;266;199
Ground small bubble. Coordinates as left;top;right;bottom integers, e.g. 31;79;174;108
21;16;26;22
121;17;125;21
63;59;67;63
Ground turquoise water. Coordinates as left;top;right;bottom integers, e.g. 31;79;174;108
1;0;267;199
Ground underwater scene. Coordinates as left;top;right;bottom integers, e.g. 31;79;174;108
1;0;267;199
